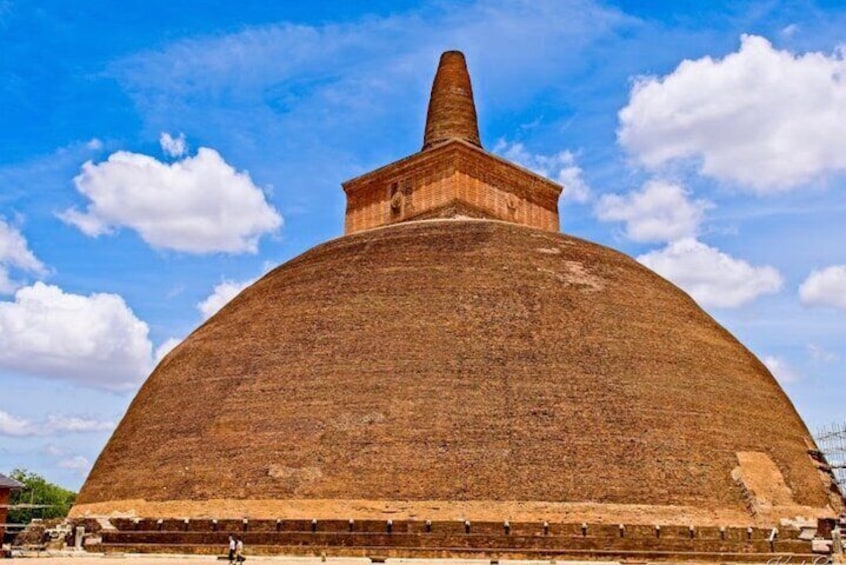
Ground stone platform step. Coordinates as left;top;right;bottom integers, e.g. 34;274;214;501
91;528;814;563
89;542;821;563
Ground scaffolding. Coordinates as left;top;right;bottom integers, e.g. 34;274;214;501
816;422;846;490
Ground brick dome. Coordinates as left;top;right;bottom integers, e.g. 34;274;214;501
73;219;840;527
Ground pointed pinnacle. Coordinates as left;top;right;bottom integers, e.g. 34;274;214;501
423;51;482;150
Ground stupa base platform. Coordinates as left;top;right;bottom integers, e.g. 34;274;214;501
75;518;826;563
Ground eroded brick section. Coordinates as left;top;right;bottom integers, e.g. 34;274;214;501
343;140;561;234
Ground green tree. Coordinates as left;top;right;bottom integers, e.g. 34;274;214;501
7;469;76;525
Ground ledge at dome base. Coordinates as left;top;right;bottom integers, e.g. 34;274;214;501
75;524;822;563
82;546;824;564
68;498;835;529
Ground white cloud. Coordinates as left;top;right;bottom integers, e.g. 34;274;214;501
61;147;282;254
43;444;65;456
781;24;800;38
799;265;846;309
58;455;91;475
595;179;711;242
198;278;255;320
154;337;183;363
0;409;114;437
493;140;591;202
0;282;154;390
763;355;801;384
159;132;186;158
0;410;34;437
619;35;846;192
638;238;783;308
44;415;114;433
0;218;46;294
808;344;838;363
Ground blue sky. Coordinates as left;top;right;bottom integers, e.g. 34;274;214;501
1;0;845;490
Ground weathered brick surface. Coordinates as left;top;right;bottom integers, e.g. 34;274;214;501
73;220;839;528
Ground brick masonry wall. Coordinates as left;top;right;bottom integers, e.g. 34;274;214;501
343;141;560;234
84;518;813;560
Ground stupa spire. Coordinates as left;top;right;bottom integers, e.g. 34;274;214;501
342;50;561;235
422;51;481;150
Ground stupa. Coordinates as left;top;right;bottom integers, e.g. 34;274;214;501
71;51;842;560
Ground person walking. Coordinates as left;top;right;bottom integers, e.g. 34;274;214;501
235;536;245;563
227;535;236;565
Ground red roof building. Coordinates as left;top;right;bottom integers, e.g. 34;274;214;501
0;473;23;538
